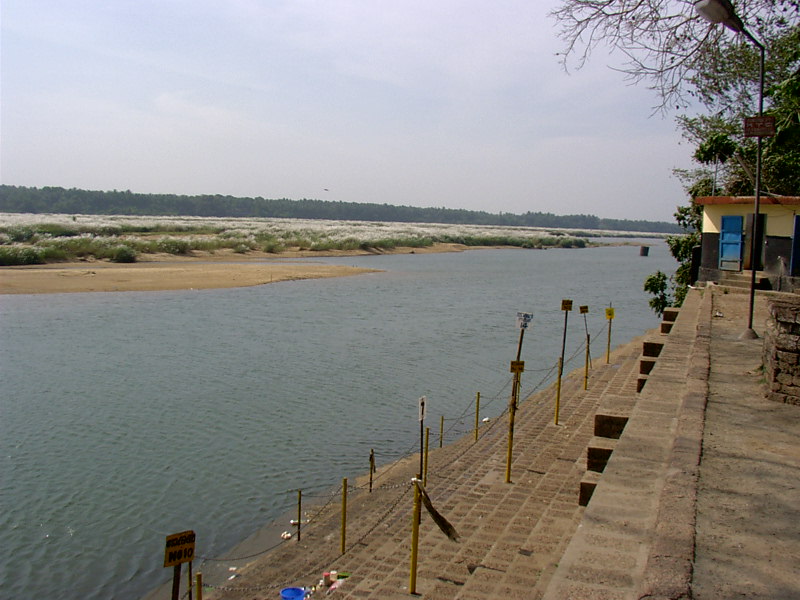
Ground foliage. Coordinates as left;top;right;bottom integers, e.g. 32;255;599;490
0;216;594;264
0;246;45;266
643;270;671;316
110;245;138;263
0;185;681;234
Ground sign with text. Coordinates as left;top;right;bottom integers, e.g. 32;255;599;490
605;307;615;320
744;116;776;138
516;312;533;330
418;396;427;422
164;530;196;568
510;360;525;373
579;305;588;314
561;299;573;311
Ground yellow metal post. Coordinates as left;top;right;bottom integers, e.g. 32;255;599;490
409;481;422;594
474;392;480;442
423;427;430;487
340;478;347;554
606;306;615;364
196;572;202;600
505;372;519;483
439;415;444;448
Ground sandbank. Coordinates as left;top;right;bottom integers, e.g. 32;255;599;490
0;243;470;294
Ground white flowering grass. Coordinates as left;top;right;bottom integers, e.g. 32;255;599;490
0;212;658;265
0;212;655;240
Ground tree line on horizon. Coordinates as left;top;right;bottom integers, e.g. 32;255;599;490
0;185;681;234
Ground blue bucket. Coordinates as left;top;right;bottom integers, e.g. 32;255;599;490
280;587;305;600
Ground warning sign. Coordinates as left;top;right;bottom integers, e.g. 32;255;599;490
164;530;196;568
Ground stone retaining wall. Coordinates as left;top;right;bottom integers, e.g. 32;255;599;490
763;298;800;406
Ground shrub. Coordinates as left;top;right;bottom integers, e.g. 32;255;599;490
110;245;138;263
156;238;190;254
0;246;45;265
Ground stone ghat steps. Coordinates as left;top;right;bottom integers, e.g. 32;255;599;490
542;288;710;599
212;336;647;600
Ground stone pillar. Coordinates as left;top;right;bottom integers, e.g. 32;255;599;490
763;298;800;405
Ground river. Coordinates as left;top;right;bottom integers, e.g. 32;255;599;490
0;243;674;599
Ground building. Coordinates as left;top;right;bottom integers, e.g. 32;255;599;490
696;195;800;291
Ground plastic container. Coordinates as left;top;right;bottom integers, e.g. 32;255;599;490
280;587;305;600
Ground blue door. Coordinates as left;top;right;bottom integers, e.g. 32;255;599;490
791;215;800;276
719;215;743;271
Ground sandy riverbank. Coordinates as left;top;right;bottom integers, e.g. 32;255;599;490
0;243;469;294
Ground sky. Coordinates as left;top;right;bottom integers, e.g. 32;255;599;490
0;1;699;222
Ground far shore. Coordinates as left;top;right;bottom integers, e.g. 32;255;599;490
0;243;477;294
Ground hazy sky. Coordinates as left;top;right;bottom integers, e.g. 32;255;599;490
1;1;699;222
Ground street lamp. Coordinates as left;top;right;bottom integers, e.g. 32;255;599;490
694;0;765;339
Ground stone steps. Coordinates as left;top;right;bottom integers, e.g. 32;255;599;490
210;335;647;600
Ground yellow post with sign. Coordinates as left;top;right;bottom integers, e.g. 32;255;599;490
556;300;572;425
506;311;531;484
164;530;196;600
580;305;590;390
605;306;615;364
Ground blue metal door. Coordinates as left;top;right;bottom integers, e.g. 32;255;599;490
719;215;743;271
791;215;800;276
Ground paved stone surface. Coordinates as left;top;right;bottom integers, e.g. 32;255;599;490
170;286;799;600
693;291;800;600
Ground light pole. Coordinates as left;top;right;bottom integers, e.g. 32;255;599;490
694;0;765;339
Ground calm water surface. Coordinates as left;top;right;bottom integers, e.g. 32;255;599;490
0;244;674;599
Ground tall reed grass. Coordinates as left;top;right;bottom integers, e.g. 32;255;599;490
0;213;598;266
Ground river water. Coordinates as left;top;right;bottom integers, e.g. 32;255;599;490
0;243;674;599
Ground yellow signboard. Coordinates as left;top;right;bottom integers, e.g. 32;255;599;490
605;307;615;320
510;360;525;373
561;299;573;311
579;305;588;314
164;530;196;567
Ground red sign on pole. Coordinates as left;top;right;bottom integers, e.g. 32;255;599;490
744;116;776;138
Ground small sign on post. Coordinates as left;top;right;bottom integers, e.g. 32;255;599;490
561;299;573;311
510;360;525;373
744;116;776;138
164;530;196;600
579;305;588;314
164;530;196;568
516;312;533;330
418;396;427;422
605;307;615;320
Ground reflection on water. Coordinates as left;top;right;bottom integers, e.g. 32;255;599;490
0;244;674;599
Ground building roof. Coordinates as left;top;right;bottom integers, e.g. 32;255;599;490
696;195;800;206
